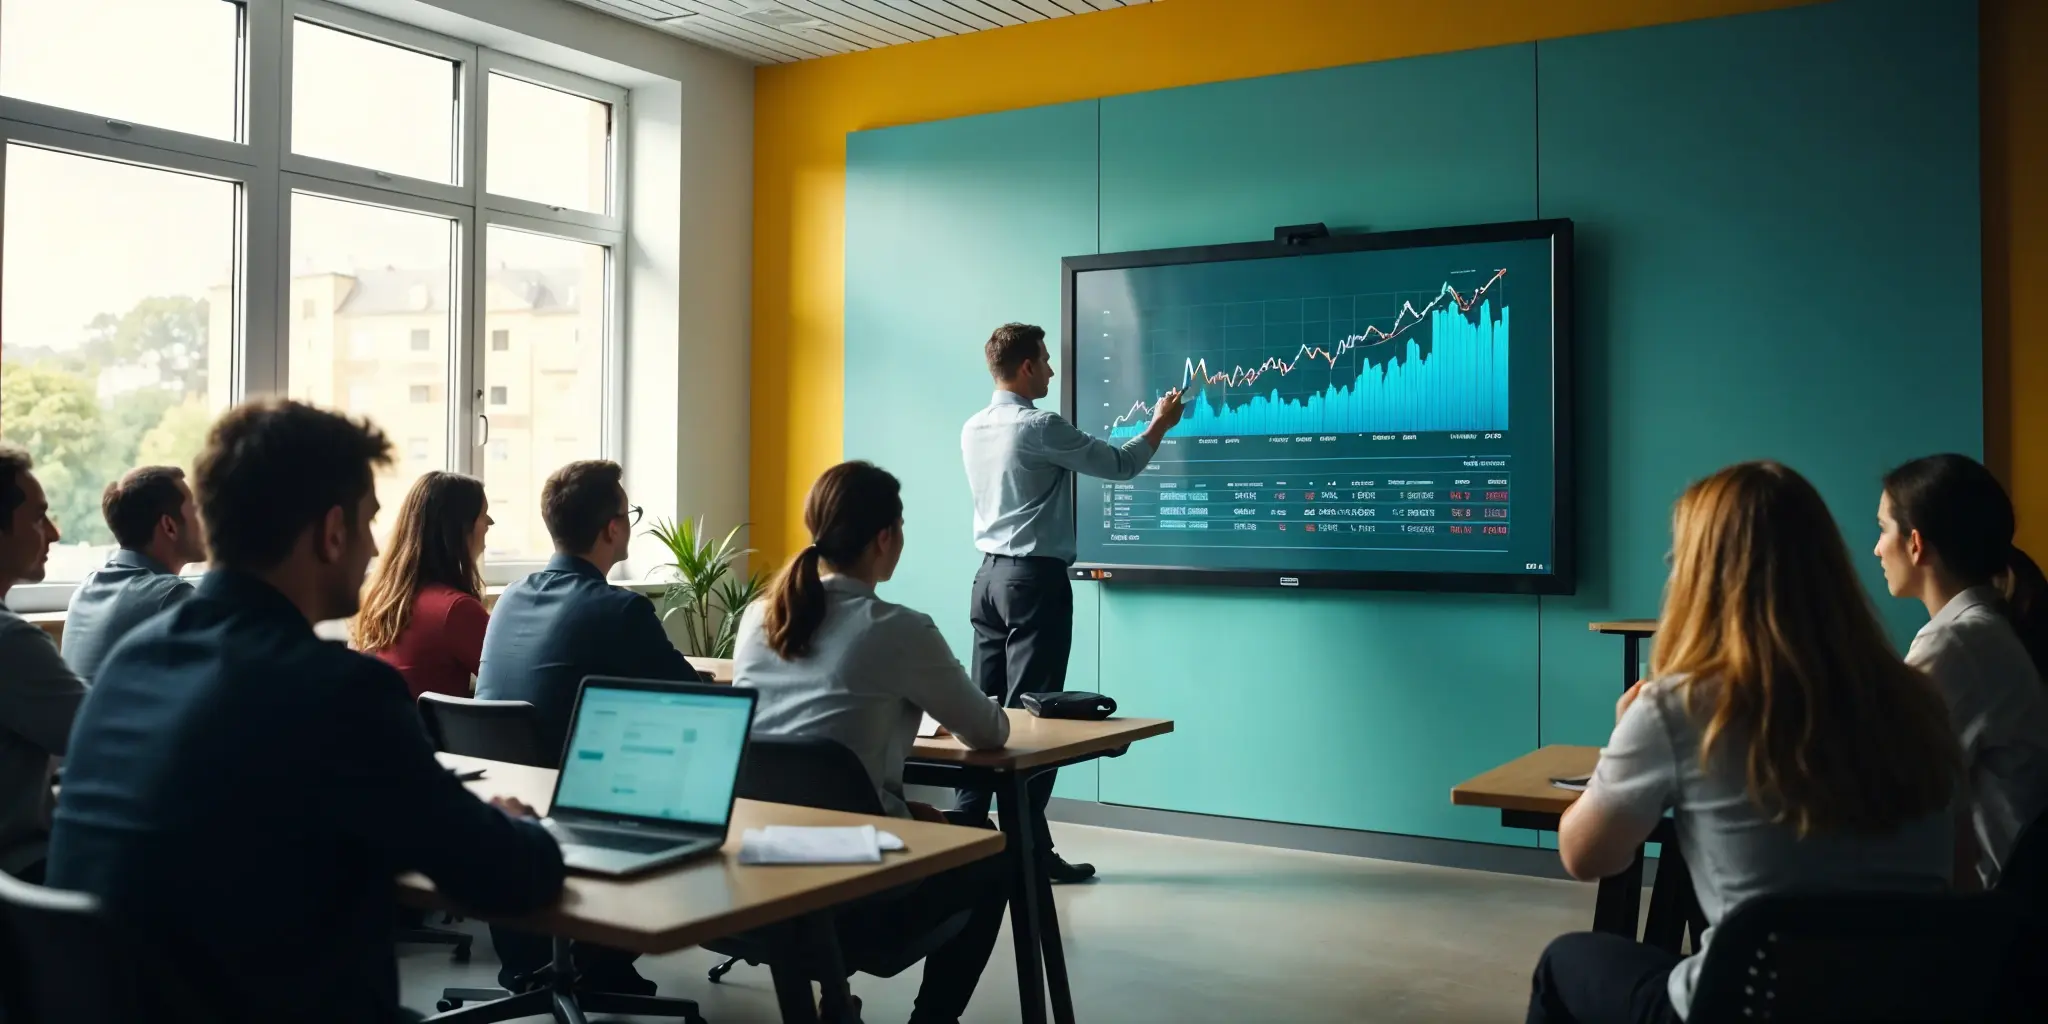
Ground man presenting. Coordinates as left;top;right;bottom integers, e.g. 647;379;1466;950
959;322;1183;883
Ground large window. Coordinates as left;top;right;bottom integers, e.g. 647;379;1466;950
0;0;627;597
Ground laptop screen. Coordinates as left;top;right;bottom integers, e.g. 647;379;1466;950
552;685;753;826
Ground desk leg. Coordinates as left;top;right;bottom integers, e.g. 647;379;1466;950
1591;846;1645;938
767;914;845;1024
1642;836;1695;953
998;771;1051;1024
1623;633;1642;692
1027;778;1077;1024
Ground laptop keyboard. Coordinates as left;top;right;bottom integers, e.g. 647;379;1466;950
546;822;688;854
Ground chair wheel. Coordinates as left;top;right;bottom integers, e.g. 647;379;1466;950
452;940;472;963
437;999;461;1011
707;957;736;983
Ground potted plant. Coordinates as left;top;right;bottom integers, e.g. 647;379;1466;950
646;516;768;658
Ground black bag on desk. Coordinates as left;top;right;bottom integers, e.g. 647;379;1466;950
1020;692;1117;720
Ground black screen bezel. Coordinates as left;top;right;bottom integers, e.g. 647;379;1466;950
1059;217;1576;596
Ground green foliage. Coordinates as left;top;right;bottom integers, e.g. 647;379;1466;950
0;295;215;552
646;516;765;659
0;361;113;546
135;397;213;472
83;296;211;396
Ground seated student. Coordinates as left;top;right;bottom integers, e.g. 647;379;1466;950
63;465;206;680
734;459;1012;1024
47;400;564;1023
475;458;697;995
0;444;86;883
1529;461;1958;1024
354;471;492;700
477;458;702;752
1877;453;2048;886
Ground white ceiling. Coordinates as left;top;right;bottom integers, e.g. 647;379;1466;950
564;0;1155;65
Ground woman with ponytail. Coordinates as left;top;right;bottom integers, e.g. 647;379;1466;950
1878;453;2048;886
734;460;1011;1024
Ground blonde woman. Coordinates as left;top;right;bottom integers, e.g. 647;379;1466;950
1529;462;1960;1024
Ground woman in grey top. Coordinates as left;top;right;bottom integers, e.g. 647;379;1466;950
734;459;1012;1024
1877;453;2048;886
1530;462;1961;1024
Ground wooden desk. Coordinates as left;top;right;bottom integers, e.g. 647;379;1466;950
1452;744;1595;820
1590;618;1658;693
685;657;734;684
410;754;1004;1021
26;611;62;645
1454;746;1699;953
905;710;1173;1024
910;711;1172;772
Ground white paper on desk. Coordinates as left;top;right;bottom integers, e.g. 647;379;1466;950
738;825;907;864
1550;777;1590;792
918;713;943;737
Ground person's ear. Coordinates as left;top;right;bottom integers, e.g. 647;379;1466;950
318;505;349;564
1908;528;1928;566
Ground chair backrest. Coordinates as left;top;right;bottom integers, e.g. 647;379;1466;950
1997;806;2048;908
0;871;218;1023
417;693;555;768
733;735;886;816
1685;890;2021;1023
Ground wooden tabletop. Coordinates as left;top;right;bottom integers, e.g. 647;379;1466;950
686;657;735;683
400;754;1005;954
909;708;1173;772
1450;745;1600;816
1588;619;1658;636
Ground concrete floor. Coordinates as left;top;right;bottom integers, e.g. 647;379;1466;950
400;822;1595;1023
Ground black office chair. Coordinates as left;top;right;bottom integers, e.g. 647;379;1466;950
703;735;975;999
402;693;553;968
416;692;557;768
0;869;220;1023
1996;808;2048;1018
1683;890;2022;1022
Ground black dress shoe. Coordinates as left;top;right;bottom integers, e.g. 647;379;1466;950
1046;854;1097;884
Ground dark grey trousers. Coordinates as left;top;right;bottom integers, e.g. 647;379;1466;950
955;554;1073;853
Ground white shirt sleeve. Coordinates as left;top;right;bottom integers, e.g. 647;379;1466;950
889;612;1010;751
1031;412;1156;482
1578;684;1681;834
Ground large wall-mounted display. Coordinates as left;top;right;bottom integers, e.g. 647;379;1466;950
1065;219;1573;594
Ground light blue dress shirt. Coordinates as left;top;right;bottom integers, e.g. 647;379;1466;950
960;390;1156;564
62;549;195;681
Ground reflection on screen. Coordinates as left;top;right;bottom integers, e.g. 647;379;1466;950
553;687;751;826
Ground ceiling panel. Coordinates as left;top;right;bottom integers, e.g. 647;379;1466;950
564;0;1152;64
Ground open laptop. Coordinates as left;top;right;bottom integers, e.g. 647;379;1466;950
541;676;757;877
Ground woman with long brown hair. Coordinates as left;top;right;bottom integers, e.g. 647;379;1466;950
1529;462;1960;1024
733;460;1011;1024
1878;453;2048;886
352;471;492;699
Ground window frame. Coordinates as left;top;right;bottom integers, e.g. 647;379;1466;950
0;0;632;610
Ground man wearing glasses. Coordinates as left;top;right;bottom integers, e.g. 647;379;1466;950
476;458;701;995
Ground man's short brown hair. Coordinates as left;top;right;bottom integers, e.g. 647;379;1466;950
196;399;392;571
103;466;188;551
0;444;32;531
985;323;1047;381
542;460;625;553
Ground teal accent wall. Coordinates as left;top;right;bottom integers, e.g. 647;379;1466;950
843;0;1980;843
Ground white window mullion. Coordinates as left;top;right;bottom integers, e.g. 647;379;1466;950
243;0;287;400
453;38;485;480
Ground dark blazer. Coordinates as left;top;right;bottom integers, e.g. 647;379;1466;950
476;554;702;757
47;570;565;1024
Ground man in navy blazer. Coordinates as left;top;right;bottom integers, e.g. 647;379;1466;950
49;400;564;1023
476;458;702;755
475;458;700;993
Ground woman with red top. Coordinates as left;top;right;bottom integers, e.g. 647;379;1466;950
353;471;493;699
